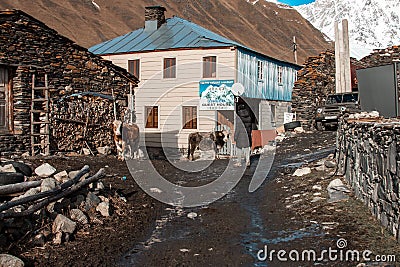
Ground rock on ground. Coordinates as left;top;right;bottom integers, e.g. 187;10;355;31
40;178;57;192
324;160;336;168
85;192;101;211
96;146;111;155
96;202;110;217
52;214;76;235
34;163;56;177
327;178;351;203
0;164;16;173
292;167;311;177
54;171;69;183
70;209;89;224
0;254;24;267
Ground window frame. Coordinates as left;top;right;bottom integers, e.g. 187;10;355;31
277;66;283;84
203;56;217;78
128;59;140;79
163;58;176;79
270;103;276;124
182;106;198;130
145;106;159;129
257;60;264;80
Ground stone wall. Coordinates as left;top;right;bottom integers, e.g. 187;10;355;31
291;50;364;130
361;45;400;68
292;45;399;130
0;10;137;154
337;117;400;240
291;50;336;129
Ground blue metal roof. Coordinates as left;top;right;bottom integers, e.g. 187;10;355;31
89;16;248;55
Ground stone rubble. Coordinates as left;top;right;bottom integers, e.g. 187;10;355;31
0;162;124;252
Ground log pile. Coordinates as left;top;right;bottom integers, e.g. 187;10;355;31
51;95;123;152
0;163;126;247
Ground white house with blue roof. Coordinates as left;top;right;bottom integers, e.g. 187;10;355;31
90;6;301;151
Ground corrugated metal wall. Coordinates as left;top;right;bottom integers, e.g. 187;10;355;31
236;49;297;101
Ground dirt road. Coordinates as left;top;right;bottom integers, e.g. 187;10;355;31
19;131;400;266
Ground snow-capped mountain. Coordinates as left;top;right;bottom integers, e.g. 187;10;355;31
201;85;234;105
295;0;400;59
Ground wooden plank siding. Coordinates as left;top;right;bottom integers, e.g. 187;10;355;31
237;48;298;101
103;48;236;148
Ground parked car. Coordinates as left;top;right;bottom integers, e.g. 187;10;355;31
315;92;360;130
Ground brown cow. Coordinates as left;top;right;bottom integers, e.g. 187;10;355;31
187;130;229;161
113;120;140;160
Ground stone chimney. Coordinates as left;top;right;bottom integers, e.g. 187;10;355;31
145;6;166;32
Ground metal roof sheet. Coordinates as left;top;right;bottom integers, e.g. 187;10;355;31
89;16;246;55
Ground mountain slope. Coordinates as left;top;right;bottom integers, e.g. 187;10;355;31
296;0;400;59
0;0;331;64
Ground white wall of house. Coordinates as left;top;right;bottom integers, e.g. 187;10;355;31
102;47;236;149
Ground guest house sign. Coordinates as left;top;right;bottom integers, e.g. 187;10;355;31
199;80;235;110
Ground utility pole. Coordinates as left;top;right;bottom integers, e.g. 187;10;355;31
293;36;298;65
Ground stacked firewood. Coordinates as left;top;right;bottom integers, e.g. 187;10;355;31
51;95;123;153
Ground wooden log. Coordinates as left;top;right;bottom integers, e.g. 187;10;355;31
0;165;90;213
0;180;42;196
0;168;105;219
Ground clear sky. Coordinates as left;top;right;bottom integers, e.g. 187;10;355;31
278;0;315;6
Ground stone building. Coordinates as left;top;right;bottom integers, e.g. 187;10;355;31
0;9;138;155
292;46;399;130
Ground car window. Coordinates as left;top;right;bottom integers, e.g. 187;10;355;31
326;95;342;104
343;93;358;103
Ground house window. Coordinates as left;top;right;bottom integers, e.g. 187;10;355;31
203;56;216;78
163;58;176;78
145;106;158;128
270;104;276;123
128;59;140;78
0;68;8;131
257;60;264;80
278;66;283;84
182;106;197;129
